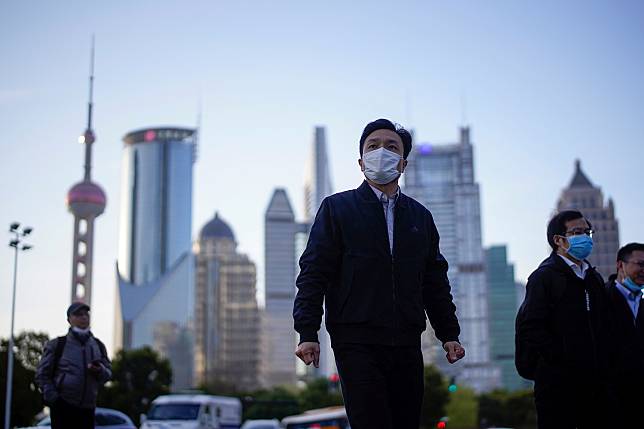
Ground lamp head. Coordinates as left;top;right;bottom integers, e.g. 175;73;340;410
9;222;20;232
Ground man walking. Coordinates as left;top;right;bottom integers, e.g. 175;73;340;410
36;302;111;429
604;242;644;427
293;118;464;429
516;210;609;428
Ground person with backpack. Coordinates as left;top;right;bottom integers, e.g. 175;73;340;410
36;302;112;428
515;210;611;429
604;242;644;427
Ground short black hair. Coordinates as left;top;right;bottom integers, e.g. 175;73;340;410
617;243;644;262
546;210;592;251
359;118;412;159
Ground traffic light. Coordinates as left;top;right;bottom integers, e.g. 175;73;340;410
448;376;457;393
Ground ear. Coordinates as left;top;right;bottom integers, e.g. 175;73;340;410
358;158;365;172
400;158;408;173
553;235;568;251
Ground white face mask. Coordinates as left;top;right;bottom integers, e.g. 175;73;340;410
362;148;403;185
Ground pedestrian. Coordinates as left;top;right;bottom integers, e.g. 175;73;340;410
604;242;644;427
516;210;610;428
293;118;464;429
36;302;112;429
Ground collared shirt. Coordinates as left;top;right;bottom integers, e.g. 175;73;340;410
369;184;400;254
558;254;589;279
615;280;642;320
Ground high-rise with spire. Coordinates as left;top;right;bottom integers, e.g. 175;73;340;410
556;160;620;277
65;39;106;305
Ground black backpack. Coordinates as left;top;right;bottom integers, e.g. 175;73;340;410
514;272;567;381
514;266;604;380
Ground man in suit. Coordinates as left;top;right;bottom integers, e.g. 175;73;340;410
293;118;464;429
605;242;644;427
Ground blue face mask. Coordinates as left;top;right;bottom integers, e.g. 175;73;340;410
622;276;644;294
566;235;593;260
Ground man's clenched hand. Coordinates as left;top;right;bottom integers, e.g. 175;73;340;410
295;342;320;368
443;341;465;364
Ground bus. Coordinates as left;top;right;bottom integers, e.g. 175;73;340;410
281;407;350;429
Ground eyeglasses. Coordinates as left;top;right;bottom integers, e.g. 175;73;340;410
625;260;644;269
564;228;594;237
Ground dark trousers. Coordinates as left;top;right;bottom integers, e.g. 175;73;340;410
50;398;94;429
534;376;609;429
333;343;424;429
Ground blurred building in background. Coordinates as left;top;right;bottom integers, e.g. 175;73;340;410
66;45;106;306
193;212;261;391
302;126;336;380
485;245;529;391
114;127;196;389
263;125;335;386
556;160;620;278
404;126;499;392
264;188;308;386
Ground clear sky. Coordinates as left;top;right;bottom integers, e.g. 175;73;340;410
2;0;643;355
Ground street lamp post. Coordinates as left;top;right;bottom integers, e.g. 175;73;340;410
3;222;32;429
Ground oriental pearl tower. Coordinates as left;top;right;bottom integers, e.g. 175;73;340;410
65;40;106;306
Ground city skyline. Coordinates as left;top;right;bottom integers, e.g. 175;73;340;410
2;1;644;355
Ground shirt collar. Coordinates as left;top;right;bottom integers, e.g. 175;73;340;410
558;254;589;273
615;280;643;299
369;184;400;202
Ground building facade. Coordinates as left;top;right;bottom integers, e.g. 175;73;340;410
486;245;528;391
193;213;261;391
264;189;305;386
302;126;336;380
114;127;196;389
404;126;499;392
556;160;620;278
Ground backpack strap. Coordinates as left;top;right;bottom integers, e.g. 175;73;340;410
93;337;108;361
52;335;67;373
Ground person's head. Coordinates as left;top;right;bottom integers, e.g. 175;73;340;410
67;302;90;329
547;210;594;260
616;243;644;286
358;119;412;185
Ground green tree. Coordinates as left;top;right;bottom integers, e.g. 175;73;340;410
478;388;536;429
298;378;343;412
0;332;49;427
445;386;478;429
97;346;172;426
243;386;300;421
420;365;449;429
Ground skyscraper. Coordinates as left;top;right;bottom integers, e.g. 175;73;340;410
302;126;335;379
114;127;196;389
404;126;499;392
263;126;335;385
556;160;620;278
485;245;528;391
194;213;261;391
264;189;308;386
66;41;106;306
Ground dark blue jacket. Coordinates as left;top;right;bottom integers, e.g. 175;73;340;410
293;181;460;347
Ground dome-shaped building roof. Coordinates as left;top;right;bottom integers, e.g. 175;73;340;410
200;212;235;241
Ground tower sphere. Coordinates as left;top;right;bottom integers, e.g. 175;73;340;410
66;181;106;217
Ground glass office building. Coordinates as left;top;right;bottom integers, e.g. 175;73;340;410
404;127;499;392
115;127;196;389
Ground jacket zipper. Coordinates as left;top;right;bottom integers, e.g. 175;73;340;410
392;255;396;346
80;344;87;406
585;289;599;371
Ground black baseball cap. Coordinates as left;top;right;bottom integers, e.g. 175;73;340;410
67;302;90;317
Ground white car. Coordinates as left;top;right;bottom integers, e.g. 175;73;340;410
20;407;136;429
241;419;282;429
